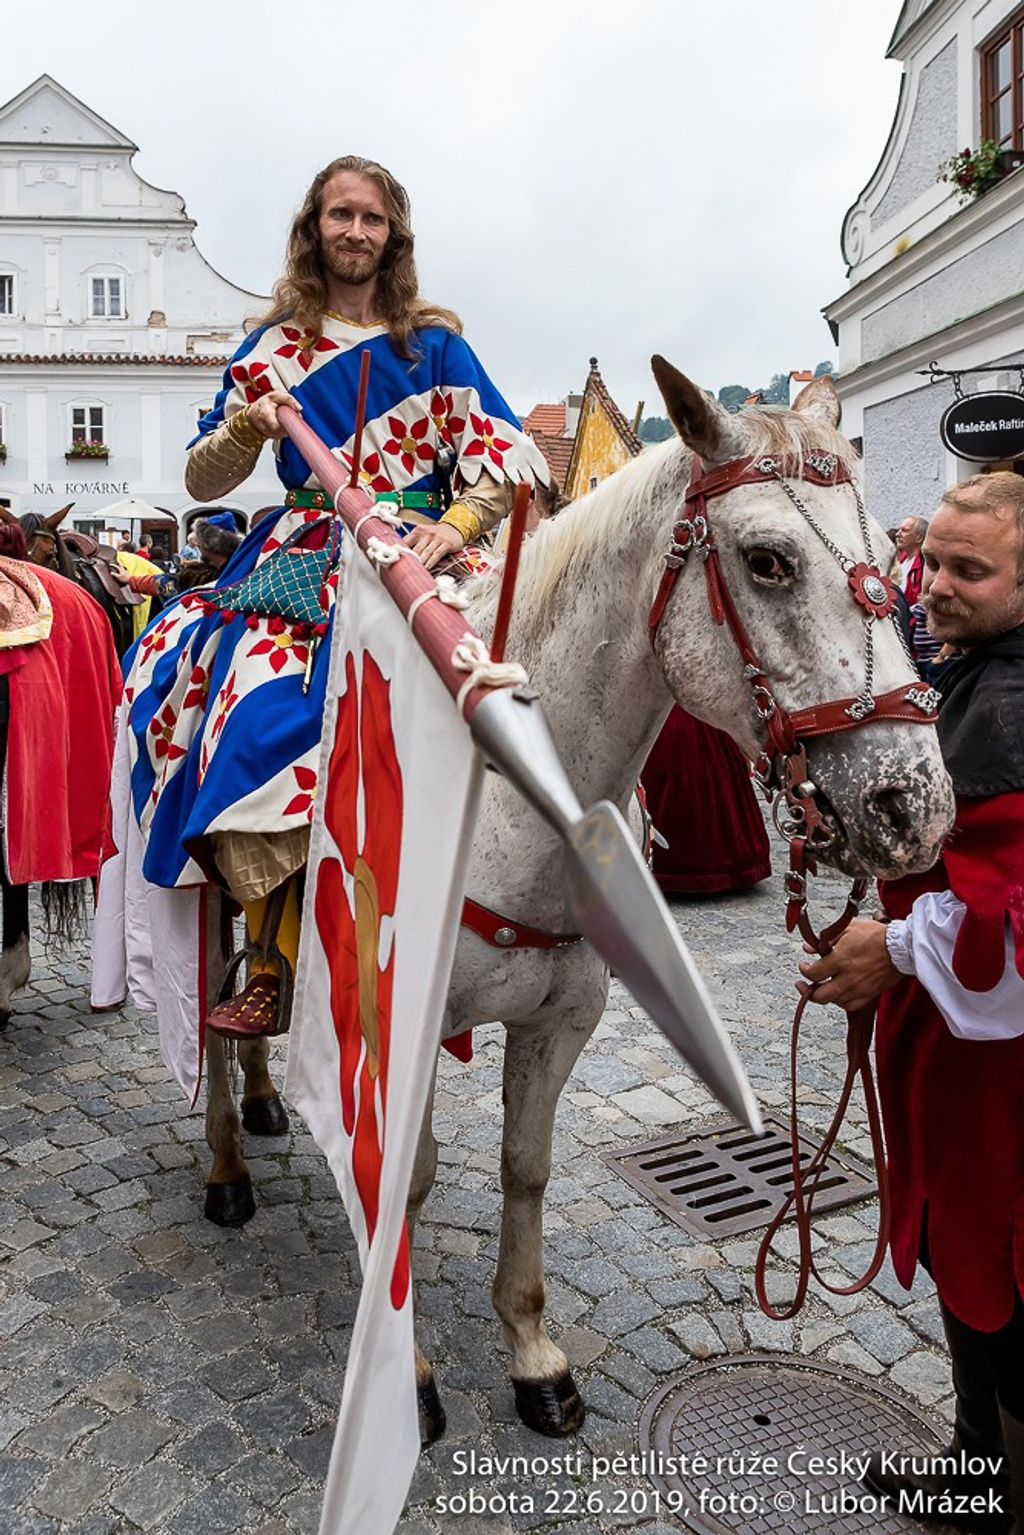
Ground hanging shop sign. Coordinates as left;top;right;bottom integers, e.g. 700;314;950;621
940;391;1024;463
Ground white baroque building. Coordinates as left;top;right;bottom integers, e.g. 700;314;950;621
0;75;280;544
825;0;1024;526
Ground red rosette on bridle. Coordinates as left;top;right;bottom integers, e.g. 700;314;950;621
847;562;897;620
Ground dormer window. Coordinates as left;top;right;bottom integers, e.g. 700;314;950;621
983;9;1024;151
90;275;124;318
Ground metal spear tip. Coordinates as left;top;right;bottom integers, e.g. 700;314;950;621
563;802;763;1134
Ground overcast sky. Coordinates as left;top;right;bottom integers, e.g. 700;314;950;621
4;1;904;418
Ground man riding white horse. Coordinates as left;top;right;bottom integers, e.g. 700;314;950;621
119;155;551;1038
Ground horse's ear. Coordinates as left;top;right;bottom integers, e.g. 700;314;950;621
651;355;746;463
791;375;841;428
45;503;73;530
0;504;17;526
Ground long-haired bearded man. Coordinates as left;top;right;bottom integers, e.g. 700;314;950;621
108;157;551;1038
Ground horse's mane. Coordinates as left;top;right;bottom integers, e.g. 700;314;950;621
469;405;860;629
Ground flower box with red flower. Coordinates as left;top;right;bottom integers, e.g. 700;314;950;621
66;442;109;462
938;140;1022;203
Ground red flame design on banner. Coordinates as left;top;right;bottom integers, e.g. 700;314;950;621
314;652;410;1310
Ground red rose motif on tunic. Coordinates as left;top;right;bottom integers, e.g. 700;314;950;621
339;449;394;496
382;412;436;476
282;763;318;819
274;327;339;373
462;411;512;469
182;664;210;711
439;390;466;438
230;361;273;403
149;704;186;763
247;625;310;675
210;670;239;742
314;650;409;1310
429;389;466;444
137;615;174;668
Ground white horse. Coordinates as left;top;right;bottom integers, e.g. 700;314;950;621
203;361;954;1440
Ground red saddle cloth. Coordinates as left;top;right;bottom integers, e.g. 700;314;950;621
3;565;121;883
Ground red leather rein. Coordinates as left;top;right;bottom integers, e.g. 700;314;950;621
649;447;940;1317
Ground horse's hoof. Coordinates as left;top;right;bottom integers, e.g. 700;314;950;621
512;1371;586;1437
418;1375;447;1447
204;1175;256;1227
241;1094;290;1137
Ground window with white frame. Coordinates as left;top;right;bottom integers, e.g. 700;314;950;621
0;276;14;317
0;404;7;452
71;405;106;445
90;275;124;318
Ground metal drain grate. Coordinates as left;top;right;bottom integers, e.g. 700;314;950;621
605;1115;876;1238
639;1354;956;1535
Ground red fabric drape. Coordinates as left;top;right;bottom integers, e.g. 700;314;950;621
641;707;771;895
4;566;121;883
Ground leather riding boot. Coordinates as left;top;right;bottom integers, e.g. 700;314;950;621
997;1407;1024;1535
862;1429;1011;1533
863;1300;1011;1531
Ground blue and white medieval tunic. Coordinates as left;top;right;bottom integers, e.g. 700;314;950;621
123;318;549;891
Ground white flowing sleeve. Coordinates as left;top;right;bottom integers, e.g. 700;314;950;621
885;891;1024;1042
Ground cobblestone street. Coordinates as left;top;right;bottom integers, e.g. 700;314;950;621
0;832;950;1534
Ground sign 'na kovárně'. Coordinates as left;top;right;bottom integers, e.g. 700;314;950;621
939;391;1024;464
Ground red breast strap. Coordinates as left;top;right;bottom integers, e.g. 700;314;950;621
461;897;582;950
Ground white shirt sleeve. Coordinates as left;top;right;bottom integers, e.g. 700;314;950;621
885;891;1024;1042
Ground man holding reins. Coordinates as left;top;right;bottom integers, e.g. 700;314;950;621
800;472;1024;1534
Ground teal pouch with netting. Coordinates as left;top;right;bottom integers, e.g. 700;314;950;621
200;516;342;626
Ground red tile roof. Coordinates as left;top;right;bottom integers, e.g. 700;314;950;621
523;402;567;438
529;429;574;489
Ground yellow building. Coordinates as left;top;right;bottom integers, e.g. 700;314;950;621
563;357;643;500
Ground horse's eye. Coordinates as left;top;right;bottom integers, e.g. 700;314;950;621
745;547;794;585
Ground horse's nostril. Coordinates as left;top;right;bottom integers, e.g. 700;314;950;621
866;786;912;834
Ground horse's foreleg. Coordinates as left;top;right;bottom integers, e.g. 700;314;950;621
204;1032;255;1226
406;1059;446;1447
0;877;30;1028
237;1037;289;1137
495;1004;599;1436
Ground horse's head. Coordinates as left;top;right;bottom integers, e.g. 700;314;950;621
648;357;954;880
14;505;76;577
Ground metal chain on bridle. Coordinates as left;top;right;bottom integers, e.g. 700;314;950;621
648;447;942;1317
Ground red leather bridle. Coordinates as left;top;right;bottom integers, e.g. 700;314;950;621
648;448;941;877
649;447;944;1318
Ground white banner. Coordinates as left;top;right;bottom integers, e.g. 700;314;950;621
286;532;482;1535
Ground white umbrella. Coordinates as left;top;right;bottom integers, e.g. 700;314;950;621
81;497;176;522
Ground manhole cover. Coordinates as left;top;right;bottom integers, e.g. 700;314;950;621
639;1354;955;1533
605;1115;876;1238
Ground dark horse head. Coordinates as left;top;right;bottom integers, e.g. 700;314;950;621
0;502;141;657
13;504;77;578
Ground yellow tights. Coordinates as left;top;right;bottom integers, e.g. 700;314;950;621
242;879;301;978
